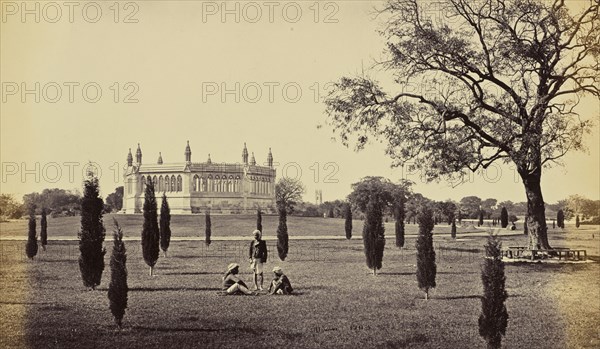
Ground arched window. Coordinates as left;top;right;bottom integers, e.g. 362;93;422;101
208;175;213;192
153;176;157;187
158;176;163;192
177;175;182;192
170;175;176;192
192;175;196;191
201;177;207;192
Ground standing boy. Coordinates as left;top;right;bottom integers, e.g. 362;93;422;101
249;229;268;290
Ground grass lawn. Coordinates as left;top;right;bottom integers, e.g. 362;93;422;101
1;214;532;239
1;218;599;349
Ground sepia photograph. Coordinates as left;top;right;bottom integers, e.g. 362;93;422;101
1;0;599;348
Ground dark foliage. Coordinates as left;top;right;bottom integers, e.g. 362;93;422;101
416;207;436;298
500;207;508;228
344;204;352;240
277;207;289;261
105;186;124;213
479;234;509;349
78;176;106;289
394;198;405;248
451;219;457;239
478;210;484;226
256;209;262;232
159;194;171;255
141;181;159;274
575;215;580;228
40;207;47;250
557;210;565;229
108;219;128;328
205;211;212;247
363;200;385;274
25;205;38;259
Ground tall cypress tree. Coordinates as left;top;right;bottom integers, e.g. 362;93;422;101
451;218;457;239
141;180;159;276
205;211;212;247
277;206;289;261
395;198;405;248
40;207;47;251
108;219;128;329
78;175;106;289
479;233;509;349
256;209;262;233
344;204;352;240
159;194;171;257
478;210;484;226
575;215;580;228
416;206;436;299
557;210;565;229
25;205;38;259
500;207;508;228
363;200;385;275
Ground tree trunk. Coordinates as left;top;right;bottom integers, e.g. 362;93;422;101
521;170;551;250
425;289;428;300
372;268;377;276
163;250;167;258
149;266;154;276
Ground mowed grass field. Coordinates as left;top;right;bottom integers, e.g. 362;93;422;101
0;217;599;349
0;214;494;239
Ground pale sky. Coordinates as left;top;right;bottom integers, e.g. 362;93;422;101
1;0;598;204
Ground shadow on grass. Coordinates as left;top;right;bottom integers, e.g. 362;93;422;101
434;294;524;300
378;272;414;276
131;325;259;334
162;271;222;276
377;333;428;348
128;287;222;292
434;295;481;300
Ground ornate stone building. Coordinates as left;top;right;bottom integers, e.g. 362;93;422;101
121;142;276;214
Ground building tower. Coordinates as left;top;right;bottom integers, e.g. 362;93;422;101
185;141;192;163
250;152;256;166
267;148;273;167
207;154;212;164
127;148;133;167
242;143;249;164
135;143;142;164
157;152;163;165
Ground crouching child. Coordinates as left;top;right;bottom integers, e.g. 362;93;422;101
268;266;293;295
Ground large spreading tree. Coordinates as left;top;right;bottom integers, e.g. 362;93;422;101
325;0;599;250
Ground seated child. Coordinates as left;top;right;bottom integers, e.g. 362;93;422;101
268;266;293;295
222;263;253;295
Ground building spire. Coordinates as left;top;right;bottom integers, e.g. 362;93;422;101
185;140;192;163
136;143;142;164
242;142;249;164
250;152;256;166
127;148;133;166
267;148;273;167
157;152;163;165
207;153;212;164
